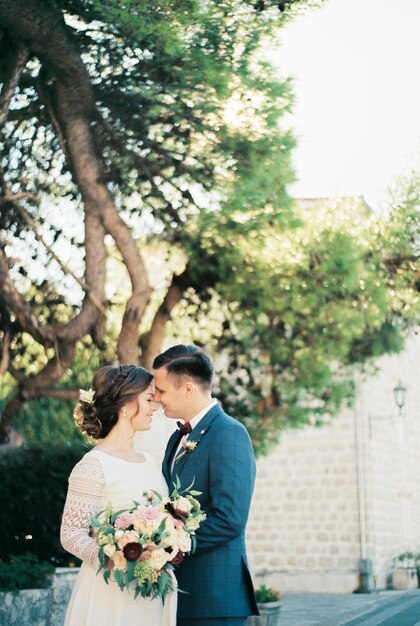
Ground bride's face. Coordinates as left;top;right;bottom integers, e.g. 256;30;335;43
124;384;156;431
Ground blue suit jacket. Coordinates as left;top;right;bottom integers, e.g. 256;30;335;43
162;403;259;619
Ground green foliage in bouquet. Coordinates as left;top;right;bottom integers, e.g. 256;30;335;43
0;553;54;592
0;443;90;565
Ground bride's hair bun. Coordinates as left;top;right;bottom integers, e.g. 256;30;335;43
74;364;153;439
74;401;102;438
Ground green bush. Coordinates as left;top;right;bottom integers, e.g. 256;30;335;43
255;584;282;603
0;443;90;565
0;553;54;591
12;397;85;445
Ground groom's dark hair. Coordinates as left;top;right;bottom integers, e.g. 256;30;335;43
152;344;213;390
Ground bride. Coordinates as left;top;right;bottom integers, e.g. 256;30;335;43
60;364;176;626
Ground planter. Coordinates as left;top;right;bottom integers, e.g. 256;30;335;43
247;601;282;626
392;568;418;590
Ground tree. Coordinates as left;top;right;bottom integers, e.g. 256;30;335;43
156;189;418;455
0;0;321;442
0;1;418;454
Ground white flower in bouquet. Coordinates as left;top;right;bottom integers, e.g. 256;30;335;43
184;517;201;532
163;515;176;534
113;551;128;572
175;531;192;553
158;497;171;511
132;514;148;534
104;544;117;558
98;533;116;547
149;548;171;570
95;532;107;545
162;528;179;551
175;496;193;514
163;521;176;537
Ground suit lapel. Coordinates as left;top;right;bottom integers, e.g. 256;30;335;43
170;403;223;480
162;430;182;485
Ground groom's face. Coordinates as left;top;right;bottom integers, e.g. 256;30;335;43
154;367;185;419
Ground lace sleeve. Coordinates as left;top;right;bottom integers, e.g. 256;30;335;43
60;455;106;568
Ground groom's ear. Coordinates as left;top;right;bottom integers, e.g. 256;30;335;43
184;380;194;397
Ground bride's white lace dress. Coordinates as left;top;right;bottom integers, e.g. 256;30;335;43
61;449;176;626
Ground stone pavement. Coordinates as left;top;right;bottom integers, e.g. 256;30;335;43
279;590;420;626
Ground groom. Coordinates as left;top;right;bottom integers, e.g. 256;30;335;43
153;344;258;626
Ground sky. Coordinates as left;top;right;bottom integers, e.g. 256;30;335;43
273;0;420;211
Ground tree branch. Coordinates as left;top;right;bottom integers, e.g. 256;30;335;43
36;76;70;162
0;239;56;347
140;270;189;369
8;364;26;384
0;339;76;442
0;42;29;127
101;206;152;363
7;197;108;317
42;388;78;400
0;394;24;443
0;298;11;375
0;328;10;375
1;191;39;203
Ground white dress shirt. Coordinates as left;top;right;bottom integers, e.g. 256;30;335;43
170;399;218;472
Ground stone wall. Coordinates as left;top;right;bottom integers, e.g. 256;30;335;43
246;407;362;593
0;568;78;626
0;589;50;626
246;334;420;593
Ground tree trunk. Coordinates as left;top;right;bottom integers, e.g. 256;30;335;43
140;271;189;369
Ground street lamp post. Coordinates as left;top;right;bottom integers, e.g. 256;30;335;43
355;373;408;593
393;381;407;417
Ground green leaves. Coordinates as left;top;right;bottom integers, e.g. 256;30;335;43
172;192;419;456
113;568;125;591
0;553;54;592
125;560;136;586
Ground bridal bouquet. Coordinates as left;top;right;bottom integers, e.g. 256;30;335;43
91;477;206;600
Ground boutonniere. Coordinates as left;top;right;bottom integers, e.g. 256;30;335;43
175;436;198;463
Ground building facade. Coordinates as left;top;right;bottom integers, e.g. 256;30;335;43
246;334;420;593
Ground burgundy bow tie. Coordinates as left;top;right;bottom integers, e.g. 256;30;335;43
177;421;192;435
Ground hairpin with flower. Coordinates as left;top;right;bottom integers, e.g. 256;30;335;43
79;388;95;404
